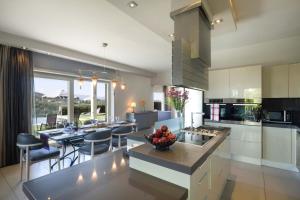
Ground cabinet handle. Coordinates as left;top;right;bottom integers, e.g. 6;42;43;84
198;172;208;184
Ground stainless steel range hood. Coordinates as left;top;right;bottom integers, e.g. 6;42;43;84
171;0;212;91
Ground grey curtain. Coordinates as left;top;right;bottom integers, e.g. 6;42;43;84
0;45;33;167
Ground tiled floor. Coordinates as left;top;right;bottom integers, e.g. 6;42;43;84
221;161;300;200
1;156;300;200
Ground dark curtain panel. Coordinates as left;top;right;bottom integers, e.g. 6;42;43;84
0;45;33;167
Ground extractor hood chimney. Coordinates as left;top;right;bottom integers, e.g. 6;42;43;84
171;0;212;91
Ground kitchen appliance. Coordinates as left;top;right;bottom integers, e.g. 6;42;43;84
263;110;292;124
203;99;261;122
171;1;213;91
177;125;225;146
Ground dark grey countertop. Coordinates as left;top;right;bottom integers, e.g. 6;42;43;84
129;127;230;175
23;150;188;200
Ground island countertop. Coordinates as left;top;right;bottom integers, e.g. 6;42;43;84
129;127;230;175
23;150;188;200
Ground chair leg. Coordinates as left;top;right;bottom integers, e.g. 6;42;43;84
57;157;61;170
118;135;121;149
20;149;23;181
78;152;80;164
49;159;51;173
91;142;94;159
25;147;30;181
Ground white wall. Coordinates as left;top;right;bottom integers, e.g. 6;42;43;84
184;89;203;127
114;72;153;120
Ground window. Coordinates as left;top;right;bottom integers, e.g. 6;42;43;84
33;77;69;131
33;74;110;130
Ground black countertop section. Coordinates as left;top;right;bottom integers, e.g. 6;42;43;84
129;128;230;175
262;122;299;129
23;150;188;200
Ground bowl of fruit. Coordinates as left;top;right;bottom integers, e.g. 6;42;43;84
145;125;177;151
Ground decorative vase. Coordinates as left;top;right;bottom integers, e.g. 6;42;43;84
175;111;183;118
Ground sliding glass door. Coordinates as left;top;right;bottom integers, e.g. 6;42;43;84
33;77;69;131
33;74;109;131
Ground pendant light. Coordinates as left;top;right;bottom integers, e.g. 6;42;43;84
121;83;126;90
102;43;108;75
79;70;84;89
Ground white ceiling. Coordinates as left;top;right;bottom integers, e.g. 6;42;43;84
0;0;171;73
0;0;299;73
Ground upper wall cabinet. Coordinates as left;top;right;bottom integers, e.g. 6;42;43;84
289;63;300;98
206;69;230;99
229;65;262;99
262;65;289;98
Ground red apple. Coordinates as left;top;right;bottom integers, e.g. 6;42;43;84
160;125;168;132
152;138;159;144
158;137;168;143
155;129;163;138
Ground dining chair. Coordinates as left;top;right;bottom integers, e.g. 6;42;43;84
111;126;134;149
17;133;61;181
40;113;57;130
78;129;112;163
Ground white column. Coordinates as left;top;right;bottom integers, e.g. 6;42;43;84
107;82;114;123
68;80;74;123
91;81;97;120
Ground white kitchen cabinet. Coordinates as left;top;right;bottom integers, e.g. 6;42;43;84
229;65;262;99
206;69;230;99
288;63;300;97
209;137;230;200
205;121;262;164
262;65;289;98
263;127;292;164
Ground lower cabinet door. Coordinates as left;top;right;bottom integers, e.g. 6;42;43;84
190;158;210;200
263;127;292;163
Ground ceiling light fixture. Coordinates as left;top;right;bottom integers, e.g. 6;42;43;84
212;18;223;25
101;42;108;74
128;1;138;8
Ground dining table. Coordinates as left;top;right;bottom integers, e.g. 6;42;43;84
38;122;137;169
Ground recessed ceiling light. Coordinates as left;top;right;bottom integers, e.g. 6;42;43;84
213;18;223;25
128;1;138;8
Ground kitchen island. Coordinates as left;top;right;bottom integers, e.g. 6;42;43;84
129;127;231;200
23;150;188;200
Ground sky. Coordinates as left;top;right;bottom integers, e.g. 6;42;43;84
34;77;106;99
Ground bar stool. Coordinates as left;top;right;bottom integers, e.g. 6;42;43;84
17;133;61;181
112;126;133;149
78;129;112;163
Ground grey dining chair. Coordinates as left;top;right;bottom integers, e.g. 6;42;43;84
78;129;112;163
112;126;134;149
17;133;61;181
